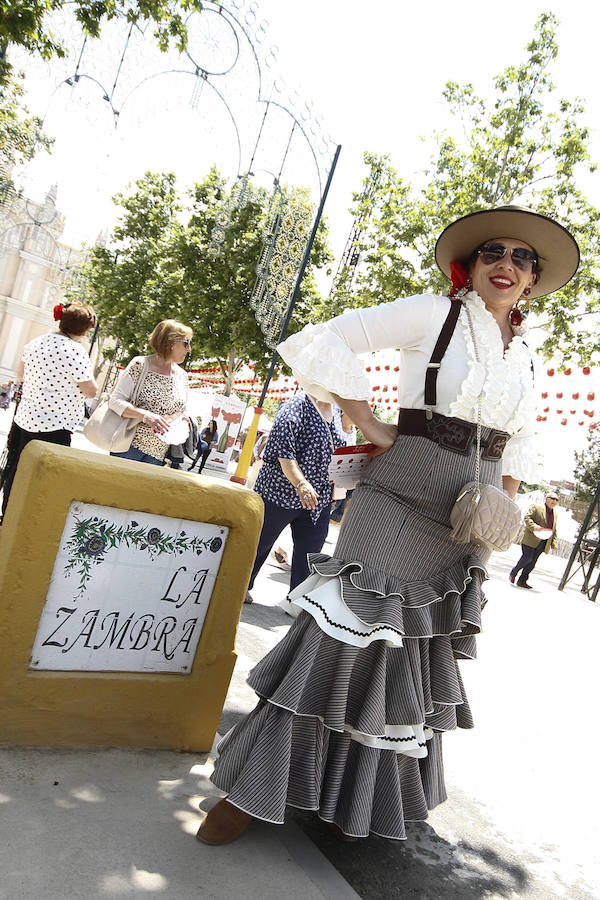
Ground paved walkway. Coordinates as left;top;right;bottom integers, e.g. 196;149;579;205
1;418;599;898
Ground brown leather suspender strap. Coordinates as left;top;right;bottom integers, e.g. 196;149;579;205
424;299;462;415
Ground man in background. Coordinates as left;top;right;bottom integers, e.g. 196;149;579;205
509;492;560;589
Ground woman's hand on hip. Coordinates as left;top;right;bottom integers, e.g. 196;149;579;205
362;420;398;456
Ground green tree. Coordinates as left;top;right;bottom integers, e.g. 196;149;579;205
335;13;599;365
0;0;202;75
574;429;600;502
0;67;50;186
74;168;334;393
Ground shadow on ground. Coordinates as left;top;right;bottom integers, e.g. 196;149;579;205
289;808;530;900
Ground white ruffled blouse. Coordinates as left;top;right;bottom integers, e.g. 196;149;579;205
277;292;539;483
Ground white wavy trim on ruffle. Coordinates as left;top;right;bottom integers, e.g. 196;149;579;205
287;574;405;648
343;722;434;758
277;323;371;403
261;694;435;758
449;292;536;436
286;563;486;650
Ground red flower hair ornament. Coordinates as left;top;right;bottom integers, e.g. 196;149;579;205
53;304;64;321
448;261;471;298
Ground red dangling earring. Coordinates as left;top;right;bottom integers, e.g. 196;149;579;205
509;287;531;327
509;305;523;327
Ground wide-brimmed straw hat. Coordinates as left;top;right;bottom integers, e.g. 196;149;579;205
435;205;580;299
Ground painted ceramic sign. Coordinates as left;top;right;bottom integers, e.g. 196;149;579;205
30;502;228;674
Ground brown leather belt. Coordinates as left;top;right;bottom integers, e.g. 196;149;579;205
397;408;509;460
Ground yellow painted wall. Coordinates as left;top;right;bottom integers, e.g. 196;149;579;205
0;441;264;750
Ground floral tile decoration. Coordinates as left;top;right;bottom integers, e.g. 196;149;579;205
30;502;229;674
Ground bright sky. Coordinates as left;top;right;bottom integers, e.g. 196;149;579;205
13;0;600;481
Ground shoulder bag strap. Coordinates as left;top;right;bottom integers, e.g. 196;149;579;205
424;299;462;418
130;357;151;407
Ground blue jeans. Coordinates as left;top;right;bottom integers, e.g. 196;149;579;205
249;498;331;593
510;540;548;583
110;446;164;466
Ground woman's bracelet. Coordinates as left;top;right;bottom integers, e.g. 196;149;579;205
294;478;307;490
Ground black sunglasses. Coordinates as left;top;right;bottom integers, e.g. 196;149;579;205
177;339;192;349
477;242;538;271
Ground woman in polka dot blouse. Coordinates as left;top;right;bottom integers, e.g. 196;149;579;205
1;302;98;516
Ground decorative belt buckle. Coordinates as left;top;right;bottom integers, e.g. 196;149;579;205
427;416;472;454
484;431;509;460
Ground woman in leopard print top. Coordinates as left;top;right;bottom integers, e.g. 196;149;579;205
109;319;192;465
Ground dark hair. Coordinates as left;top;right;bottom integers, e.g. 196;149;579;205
59;303;97;336
463;241;543;284
208;418;218;434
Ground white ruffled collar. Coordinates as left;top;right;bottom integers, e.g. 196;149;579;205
463;290;530;345
449;292;535;434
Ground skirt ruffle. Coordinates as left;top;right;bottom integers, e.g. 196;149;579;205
210;433;500;839
212;700;447;840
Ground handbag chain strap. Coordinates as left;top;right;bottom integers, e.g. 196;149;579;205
464;306;483;495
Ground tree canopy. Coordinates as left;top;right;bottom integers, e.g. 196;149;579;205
0;67;51;186
0;0;201;72
333;13;599;365
73;168;334;392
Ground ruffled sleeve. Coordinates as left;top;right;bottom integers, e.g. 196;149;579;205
502;430;540;483
277;295;440;403
277;323;371;403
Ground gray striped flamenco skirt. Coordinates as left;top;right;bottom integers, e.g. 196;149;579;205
211;432;501;839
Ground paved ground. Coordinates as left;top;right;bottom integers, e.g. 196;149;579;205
1;411;599;898
225;530;600;900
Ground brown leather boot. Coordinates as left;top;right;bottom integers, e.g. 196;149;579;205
327;822;359;842
196;799;253;845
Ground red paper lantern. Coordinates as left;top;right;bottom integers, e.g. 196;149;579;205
570;409;576;415
573;392;580;400
393;385;398;391
366;366;371;372
543;407;549;412
556;409;563;414
556;392;563;399
547;368;555;376
383;385;388;392
375;366;381;371
564;368;572;376
583;366;591;375
394;366;400;372
590;423;597;429
588;392;595;401
561;419;567;425
385;365;390;370
541;392;548;399
579;421;585;426
536;415;543;422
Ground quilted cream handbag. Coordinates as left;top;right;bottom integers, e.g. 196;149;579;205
449;309;522;552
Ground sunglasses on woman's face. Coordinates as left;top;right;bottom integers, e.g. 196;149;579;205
477;243;538;271
177;339;192;349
